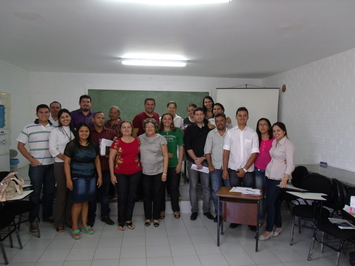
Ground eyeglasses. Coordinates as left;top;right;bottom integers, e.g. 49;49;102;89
259;123;269;127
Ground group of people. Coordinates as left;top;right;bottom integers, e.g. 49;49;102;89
17;94;295;241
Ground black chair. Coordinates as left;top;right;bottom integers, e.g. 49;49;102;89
307;186;355;266
0;211;23;265
291;165;309;188
0;171;40;238
287;173;333;245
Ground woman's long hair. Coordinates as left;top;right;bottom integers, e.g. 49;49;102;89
159;113;176;132
256;118;273;145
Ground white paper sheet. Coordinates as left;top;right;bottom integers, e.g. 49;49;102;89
190;164;209;174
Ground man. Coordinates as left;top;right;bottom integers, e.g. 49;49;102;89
17;104;55;232
88;112;116;226
222;107;259;229
71;94;95;128
49;101;61;126
184;107;213;221
132;98;159;137
204;113;230;222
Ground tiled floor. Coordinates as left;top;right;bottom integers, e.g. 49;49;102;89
1;209;353;266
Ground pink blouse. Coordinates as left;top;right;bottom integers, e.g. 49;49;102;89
254;137;275;170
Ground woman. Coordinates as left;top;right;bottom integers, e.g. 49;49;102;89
183;103;197;129
104;106;122;135
166;101;184;130
109;121;142;231
254;118;274;227
49;109;75;232
209;103;233;129
139;118;168;227
202;96;214;119
259;122;295;241
159;113;184;219
64;122;102;240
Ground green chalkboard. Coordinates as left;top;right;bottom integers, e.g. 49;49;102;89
88;89;209;122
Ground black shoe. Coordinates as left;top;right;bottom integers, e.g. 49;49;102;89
214;215;222;223
248;225;257;232
203;212;214;220
229;223;240;229
190;212;198;220
101;216;114;225
87;219;95;227
42;216;54;223
29;222;37;233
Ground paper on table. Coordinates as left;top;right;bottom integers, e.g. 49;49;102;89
229;187;261;195
190;164;209;174
100;138;113;156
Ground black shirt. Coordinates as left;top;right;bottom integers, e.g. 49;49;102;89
184;121;212;163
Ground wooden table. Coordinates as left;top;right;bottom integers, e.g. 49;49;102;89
216;187;262;252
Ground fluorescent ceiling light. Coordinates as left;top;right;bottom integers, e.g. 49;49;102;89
112;0;231;4
121;58;187;67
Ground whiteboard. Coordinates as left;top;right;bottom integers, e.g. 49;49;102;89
216;88;279;131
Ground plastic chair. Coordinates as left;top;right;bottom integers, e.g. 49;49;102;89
287;173;333;245
308;186;355;266
0;211;23;264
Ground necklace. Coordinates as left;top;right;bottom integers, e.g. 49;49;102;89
60;126;73;141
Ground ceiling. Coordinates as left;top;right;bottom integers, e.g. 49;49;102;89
1;0;355;79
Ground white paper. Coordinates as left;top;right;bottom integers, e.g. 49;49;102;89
351;196;355;208
229;186;261;195
100;138;113;156
190;164;209;174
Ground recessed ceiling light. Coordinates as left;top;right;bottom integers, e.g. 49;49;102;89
121;58;187;67
109;0;231;5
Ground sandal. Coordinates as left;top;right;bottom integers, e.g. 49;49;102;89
144;220;151;227
174;212;180;219
153;220;160;227
126;221;135;230
80;226;94;235
118;223;126;231
160;212;165;219
71;229;81;240
56;227;64;233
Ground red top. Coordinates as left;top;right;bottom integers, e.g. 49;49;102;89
110;137;142;175
132;112;160;136
91;127;116;171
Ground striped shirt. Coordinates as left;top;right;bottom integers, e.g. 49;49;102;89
17;123;55;165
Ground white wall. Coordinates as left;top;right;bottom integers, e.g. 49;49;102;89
262;48;355;172
0;59;31;168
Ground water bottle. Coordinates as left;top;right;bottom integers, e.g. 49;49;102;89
0;100;5;128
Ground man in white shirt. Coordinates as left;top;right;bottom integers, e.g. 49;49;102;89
49;101;61;126
17;104;55;233
222;107;259;229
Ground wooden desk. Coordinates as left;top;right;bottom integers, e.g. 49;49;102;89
216;187;262;252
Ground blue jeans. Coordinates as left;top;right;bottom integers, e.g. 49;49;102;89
88;170;111;219
28;164;55;222
228;169;255;188
266;178;282;232
255;167;267;221
210;168;231;215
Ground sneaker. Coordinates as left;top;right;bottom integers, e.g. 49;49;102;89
190;212;198;220
101;216;114;225
229;223;240;229
203;212;214;220
29;222;37;233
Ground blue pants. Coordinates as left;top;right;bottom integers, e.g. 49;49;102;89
88;170;111;219
255;167;267;221
28;164;55;222
228;169;255;188
210;168;231;215
266;178;282;232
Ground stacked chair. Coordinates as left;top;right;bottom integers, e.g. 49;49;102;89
308;186;355;266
